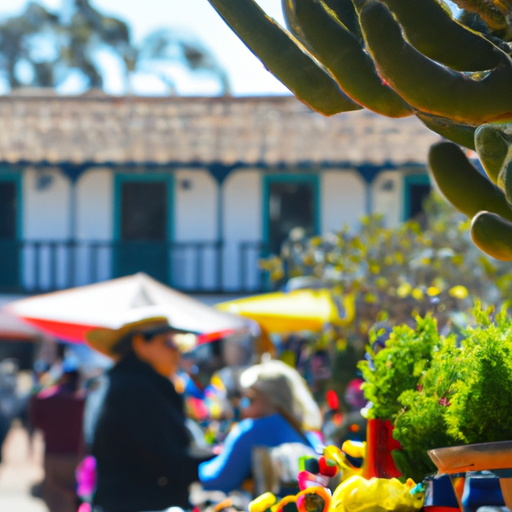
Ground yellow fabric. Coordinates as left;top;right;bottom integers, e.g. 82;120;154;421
331;476;424;512
216;289;355;333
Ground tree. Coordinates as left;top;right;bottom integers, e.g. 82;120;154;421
206;0;512;260
262;193;512;344
62;0;136;89
136;29;230;95
0;0;229;94
0;3;60;88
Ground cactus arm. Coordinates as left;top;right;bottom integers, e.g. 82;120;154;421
497;160;512;204
207;0;362;115
475;122;512;183
288;0;411;117
428;141;512;221
323;0;363;40
451;0;510;35
471;211;512;260
282;0;308;42
283;0;362;42
378;0;503;71
358;1;512;124
417;113;477;149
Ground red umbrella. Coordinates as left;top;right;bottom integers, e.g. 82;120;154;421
7;273;247;344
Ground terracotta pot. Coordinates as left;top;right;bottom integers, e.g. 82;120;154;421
428;440;512;511
364;418;402;479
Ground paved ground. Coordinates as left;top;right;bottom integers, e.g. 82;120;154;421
0;423;48;512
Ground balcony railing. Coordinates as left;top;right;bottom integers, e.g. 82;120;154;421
0;239;272;294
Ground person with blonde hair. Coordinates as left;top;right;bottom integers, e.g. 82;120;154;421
199;359;322;494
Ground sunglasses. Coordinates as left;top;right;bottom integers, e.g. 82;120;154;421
141;325;175;341
165;334;183;350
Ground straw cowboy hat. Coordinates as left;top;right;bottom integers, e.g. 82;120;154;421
86;316;197;359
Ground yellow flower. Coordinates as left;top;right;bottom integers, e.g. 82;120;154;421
336;338;347;351
369;263;380;274
375;277;388;290
427;286;441;296
452;254;464;265
365;293;378;303
397;283;412;298
449;285;468;299
412;288;424;300
459;219;471;231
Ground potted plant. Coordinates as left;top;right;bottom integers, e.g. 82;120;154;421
392;305;512;508
358;315;441;480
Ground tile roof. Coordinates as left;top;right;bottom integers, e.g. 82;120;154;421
0;94;440;167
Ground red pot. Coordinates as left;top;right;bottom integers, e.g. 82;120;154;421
364;418;402;479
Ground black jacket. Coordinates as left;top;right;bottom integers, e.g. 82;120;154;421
91;353;201;512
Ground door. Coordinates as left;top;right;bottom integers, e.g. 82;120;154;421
115;176;172;282
0;177;20;291
403;175;431;220
264;175;319;255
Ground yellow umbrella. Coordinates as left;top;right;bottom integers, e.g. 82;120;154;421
216;289;355;334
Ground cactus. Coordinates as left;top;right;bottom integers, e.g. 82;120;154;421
207;0;512;260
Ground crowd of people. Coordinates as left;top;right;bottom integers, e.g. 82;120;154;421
0;314;367;512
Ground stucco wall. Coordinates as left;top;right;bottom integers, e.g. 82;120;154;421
23;167;70;240
77;168;113;240
21;167;71;290
16;164;410;292
372;171;403;227
74;168;114;286
174;169;217;290
223;170;262;291
321;170;366;233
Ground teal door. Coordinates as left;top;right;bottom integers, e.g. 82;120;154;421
0;176;20;292
263;175;320;255
114;175;173;283
403;175;431;221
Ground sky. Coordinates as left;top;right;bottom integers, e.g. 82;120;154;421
0;0;291;96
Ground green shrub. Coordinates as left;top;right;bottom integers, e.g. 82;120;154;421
390;306;512;481
358;316;440;422
445;309;512;444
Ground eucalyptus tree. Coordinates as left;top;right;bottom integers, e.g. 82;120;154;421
0;3;60;88
0;0;229;94
136;29;230;95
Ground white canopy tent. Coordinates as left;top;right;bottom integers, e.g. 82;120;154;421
6;273;248;345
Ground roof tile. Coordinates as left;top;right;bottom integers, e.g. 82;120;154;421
0;94;440;166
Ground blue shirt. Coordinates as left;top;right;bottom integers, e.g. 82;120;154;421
199;413;322;493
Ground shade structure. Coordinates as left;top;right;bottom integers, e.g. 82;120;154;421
0;309;42;341
6;273;248;344
216;289;355;334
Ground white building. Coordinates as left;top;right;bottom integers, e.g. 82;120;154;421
0;93;439;294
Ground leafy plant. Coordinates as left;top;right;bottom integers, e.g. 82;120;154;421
358;316;440;422
263;193;512;347
445;309;512;444
392;334;460;481
391;305;512;481
261;194;512;411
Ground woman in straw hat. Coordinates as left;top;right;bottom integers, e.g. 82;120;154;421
85;316;208;512
198;359;322;494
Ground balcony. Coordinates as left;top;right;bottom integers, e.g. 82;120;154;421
0;239;270;294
